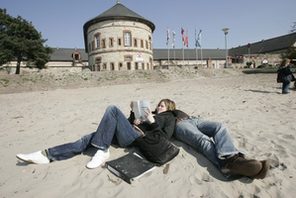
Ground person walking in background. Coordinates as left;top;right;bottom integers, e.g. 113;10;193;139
277;59;295;94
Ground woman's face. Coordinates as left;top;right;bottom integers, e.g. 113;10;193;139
157;101;167;114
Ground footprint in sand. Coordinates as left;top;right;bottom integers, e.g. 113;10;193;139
270;140;288;158
265;152;288;170
281;134;295;140
189;174;203;185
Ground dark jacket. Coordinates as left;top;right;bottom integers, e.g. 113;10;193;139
129;110;179;165
172;109;190;121
277;65;295;83
128;110;176;139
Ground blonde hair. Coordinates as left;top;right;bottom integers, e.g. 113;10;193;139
157;99;176;111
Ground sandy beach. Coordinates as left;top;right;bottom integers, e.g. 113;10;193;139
1;70;295;197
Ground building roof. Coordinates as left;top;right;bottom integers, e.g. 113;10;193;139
49;48;88;61
49;32;296;62
49;48;226;61
83;3;155;52
229;32;296;56
153;48;226;60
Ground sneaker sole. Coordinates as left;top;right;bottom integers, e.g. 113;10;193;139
16;154;49;164
16;154;34;163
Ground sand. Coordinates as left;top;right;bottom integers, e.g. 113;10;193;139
1;71;295;197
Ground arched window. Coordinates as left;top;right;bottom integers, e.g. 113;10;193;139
127;62;131;70
94;33;100;49
110;62;115;70
102;39;106;48
103;63;107;70
95;57;102;71
109;38;114;47
134;38;137;47
123;31;132;47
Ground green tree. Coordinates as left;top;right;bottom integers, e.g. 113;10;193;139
0;9;52;74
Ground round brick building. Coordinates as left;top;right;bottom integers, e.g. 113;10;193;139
83;2;155;71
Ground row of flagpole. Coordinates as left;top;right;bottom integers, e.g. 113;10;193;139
166;28;203;67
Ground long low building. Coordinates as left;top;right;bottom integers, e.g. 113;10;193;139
2;32;296;73
47;31;296;71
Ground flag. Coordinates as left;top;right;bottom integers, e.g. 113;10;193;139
171;31;176;48
195;29;202;48
181;28;185;46
166;28;170;46
185;29;189;47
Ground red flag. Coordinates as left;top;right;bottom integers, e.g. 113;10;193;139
185;30;189;47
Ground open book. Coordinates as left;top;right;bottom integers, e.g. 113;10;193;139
132;100;151;121
106;152;155;184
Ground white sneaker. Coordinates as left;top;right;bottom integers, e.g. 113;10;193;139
86;149;110;169
16;151;50;164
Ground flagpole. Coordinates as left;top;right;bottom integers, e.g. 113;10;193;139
181;28;184;67
167;29;170;68
172;31;176;65
199;30;203;68
186;29;188;66
168;45;170;68
194;29;198;65
168;46;170;68
173;48;176;64
182;47;184;67
196;47;198;63
200;46;203;68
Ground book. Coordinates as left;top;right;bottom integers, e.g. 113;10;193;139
131;100;151;121
106;152;155;184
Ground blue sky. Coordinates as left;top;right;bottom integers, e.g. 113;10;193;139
1;0;295;50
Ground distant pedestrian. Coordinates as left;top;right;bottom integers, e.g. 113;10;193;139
277;59;295;94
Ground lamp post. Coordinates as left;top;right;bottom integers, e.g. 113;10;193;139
222;28;229;68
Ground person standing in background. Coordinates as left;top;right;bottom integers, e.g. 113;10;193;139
277;59;295;94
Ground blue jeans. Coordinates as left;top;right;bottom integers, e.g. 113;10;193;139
282;81;290;94
47;105;140;161
175;117;239;168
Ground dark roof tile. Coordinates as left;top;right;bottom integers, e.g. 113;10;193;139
50;48;87;61
229;32;296;56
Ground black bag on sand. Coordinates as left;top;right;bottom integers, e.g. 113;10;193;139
133;131;179;166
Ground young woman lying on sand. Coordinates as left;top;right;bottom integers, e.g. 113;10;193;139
167;99;270;179
16;99;177;168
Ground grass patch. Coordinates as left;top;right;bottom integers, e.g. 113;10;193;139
242;68;278;74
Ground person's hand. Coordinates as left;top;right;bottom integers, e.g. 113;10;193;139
133;119;141;125
145;108;155;123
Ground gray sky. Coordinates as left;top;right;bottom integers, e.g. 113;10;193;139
1;0;295;49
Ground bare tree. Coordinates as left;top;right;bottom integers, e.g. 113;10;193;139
290;22;296;33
